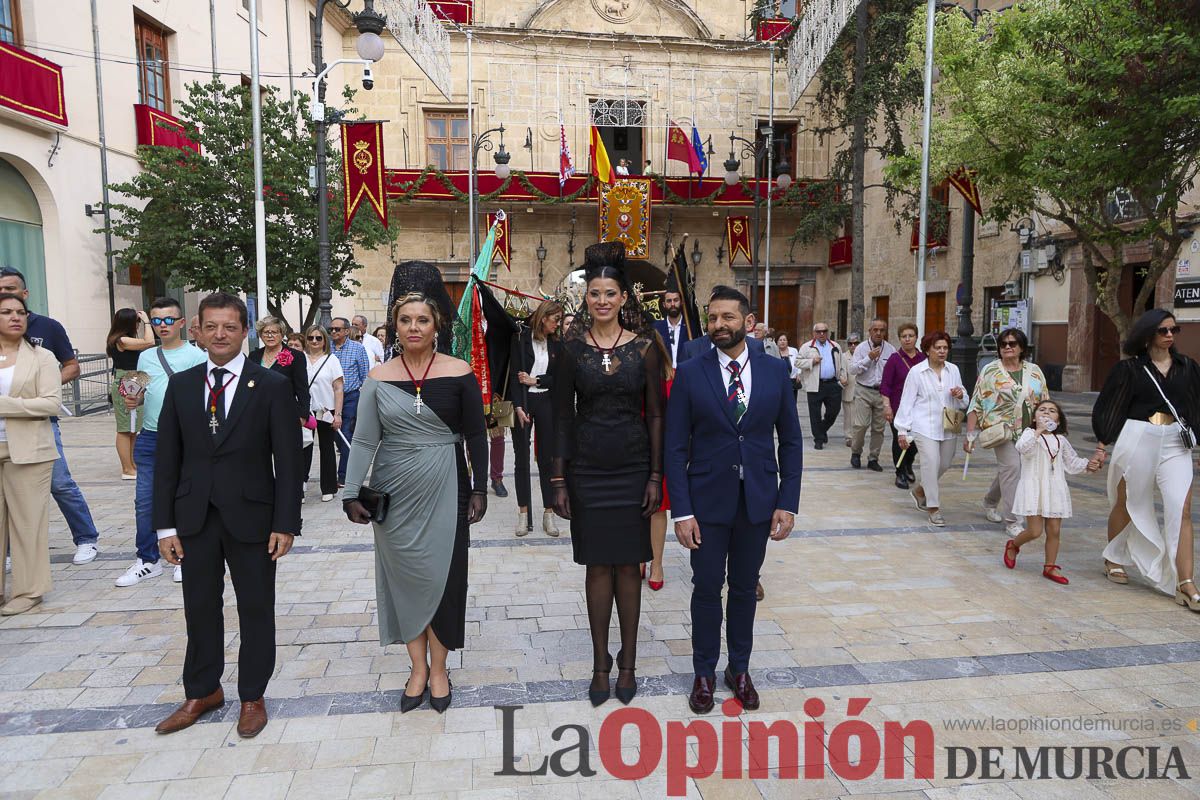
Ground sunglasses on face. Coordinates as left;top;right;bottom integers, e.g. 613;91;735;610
1157;326;1182;336
1000;340;1020;348
329;327;345;332
307;336;324;342
150;316;180;326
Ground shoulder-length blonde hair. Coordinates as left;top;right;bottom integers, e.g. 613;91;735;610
302;324;331;355
528;300;565;342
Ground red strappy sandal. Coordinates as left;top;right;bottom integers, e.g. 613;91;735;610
1003;540;1019;569
1042;564;1069;585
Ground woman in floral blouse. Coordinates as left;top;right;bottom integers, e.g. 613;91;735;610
964;328;1050;536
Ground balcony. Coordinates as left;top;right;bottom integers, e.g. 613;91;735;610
829;235;852;268
0;42;67;128
757;18;795;42
134;104;199;153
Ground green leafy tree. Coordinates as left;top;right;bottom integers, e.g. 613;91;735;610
789;0;926;338
891;0;1200;341
107;78;394;329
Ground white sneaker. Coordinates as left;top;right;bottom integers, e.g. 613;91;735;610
173;565;183;583
982;503;1003;523
1005;522;1024;538
73;543;99;565
321;493;335;502
114;559;163;587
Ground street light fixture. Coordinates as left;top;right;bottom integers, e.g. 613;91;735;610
691;239;702;269
536;235;547;285
724;130;777;314
311;0;387;329
469;124;507;260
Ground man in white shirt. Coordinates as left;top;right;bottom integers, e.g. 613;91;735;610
352;315;385;366
848;318;896;471
796;322;845;450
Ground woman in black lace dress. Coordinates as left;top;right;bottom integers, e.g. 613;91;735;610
551;242;665;706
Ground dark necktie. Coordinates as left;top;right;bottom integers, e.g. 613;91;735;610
727;361;747;423
209;367;228;434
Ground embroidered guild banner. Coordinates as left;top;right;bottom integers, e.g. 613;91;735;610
486;212;511;269
598;178;652;260
342;122;388;232
726;216;752;264
948;167;982;215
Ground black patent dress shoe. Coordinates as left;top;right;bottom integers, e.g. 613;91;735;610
866;460;883;472
814;441;824;450
724;667;760;710
689;675;716;714
430;671;452;714
895;473;910;490
589;653;614;707
614;649;637;705
400;677;428;713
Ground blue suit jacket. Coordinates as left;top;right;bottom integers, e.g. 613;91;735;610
680;333;763;363
652;318;692;365
665;344;803;526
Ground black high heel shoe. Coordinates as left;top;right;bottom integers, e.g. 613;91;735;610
430;670;453;714
589;653;614;707
615;649;637;705
400;674;428;714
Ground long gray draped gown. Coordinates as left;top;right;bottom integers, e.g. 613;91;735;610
343;377;487;647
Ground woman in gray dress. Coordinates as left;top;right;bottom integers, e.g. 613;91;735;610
344;293;488;714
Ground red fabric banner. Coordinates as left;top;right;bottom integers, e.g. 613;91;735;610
342;122;388;232
911;212;952;251
487;212;511;269
829;235;852;268
726;216;753;264
134;104;199;153
385;169;805;207
757;18;796;42
0;42;68;127
667;122;702;173
429;0;473;24
948;167;982;214
470;286;492;410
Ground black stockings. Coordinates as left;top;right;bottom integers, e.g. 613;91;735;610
585;564;642;692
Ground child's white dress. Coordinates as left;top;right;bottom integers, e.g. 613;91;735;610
1011;429;1090;518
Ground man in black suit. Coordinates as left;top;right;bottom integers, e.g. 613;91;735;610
152;292;302;739
651;287;692;366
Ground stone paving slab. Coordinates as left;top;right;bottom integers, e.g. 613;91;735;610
2;395;1200;798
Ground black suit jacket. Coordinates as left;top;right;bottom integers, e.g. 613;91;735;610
247;346;310;420
153;359;302;540
509;328;560;410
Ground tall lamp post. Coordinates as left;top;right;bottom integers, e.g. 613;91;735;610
311;0;387;329
536;235;548;288
723;131;791;317
468;124;510;262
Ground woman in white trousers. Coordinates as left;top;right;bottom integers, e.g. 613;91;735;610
894;331;968;527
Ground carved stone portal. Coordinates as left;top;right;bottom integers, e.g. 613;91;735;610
591;0;640;24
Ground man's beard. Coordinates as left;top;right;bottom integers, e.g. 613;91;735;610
712;326;747;350
666;308;681;320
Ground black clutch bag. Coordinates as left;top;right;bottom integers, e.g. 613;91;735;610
356;486;391;523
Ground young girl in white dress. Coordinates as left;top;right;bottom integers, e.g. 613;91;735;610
1003;400;1101;584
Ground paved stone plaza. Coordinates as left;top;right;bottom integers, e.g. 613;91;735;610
1;394;1199;799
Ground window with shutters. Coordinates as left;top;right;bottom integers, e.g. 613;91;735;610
135;15;171;112
0;0;21;46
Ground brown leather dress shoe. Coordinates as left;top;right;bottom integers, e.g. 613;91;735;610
155;687;224;734
237;698;268;738
724;667;760;710
688;675;715;714
755;581;765;602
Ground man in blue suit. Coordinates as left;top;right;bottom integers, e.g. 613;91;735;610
666;285;803;714
651;287;692;366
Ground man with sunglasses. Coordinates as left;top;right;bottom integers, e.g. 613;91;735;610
330;317;370;486
115;298;207;586
0;267;101;566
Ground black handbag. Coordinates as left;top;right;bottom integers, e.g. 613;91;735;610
356;486;391;523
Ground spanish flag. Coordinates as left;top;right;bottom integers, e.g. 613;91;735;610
590;126;616;185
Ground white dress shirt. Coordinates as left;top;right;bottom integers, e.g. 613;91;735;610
893;360;968;441
849;339;897;388
529;338;549;394
362;333;385;365
159;353;246;541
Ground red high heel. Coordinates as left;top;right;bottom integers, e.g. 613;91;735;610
1042;564;1069;585
648;570;664;591
1003;540;1019;569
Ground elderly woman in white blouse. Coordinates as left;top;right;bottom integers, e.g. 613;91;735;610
894;331;968;527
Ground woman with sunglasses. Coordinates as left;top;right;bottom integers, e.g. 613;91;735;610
964;328;1050;536
302;325;344;502
105;308;156;478
1093;310;1200;608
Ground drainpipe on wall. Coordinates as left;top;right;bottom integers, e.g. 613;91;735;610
90;0;116;319
210;0;219;74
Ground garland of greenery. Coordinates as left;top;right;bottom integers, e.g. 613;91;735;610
388;165;818;208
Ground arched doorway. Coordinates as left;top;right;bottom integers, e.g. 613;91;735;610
0;159;48;315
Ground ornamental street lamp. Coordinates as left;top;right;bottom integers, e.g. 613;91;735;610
691;239;702;269
469;124;508;261
311;0;387;329
724;130;791;317
536;235;548;286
